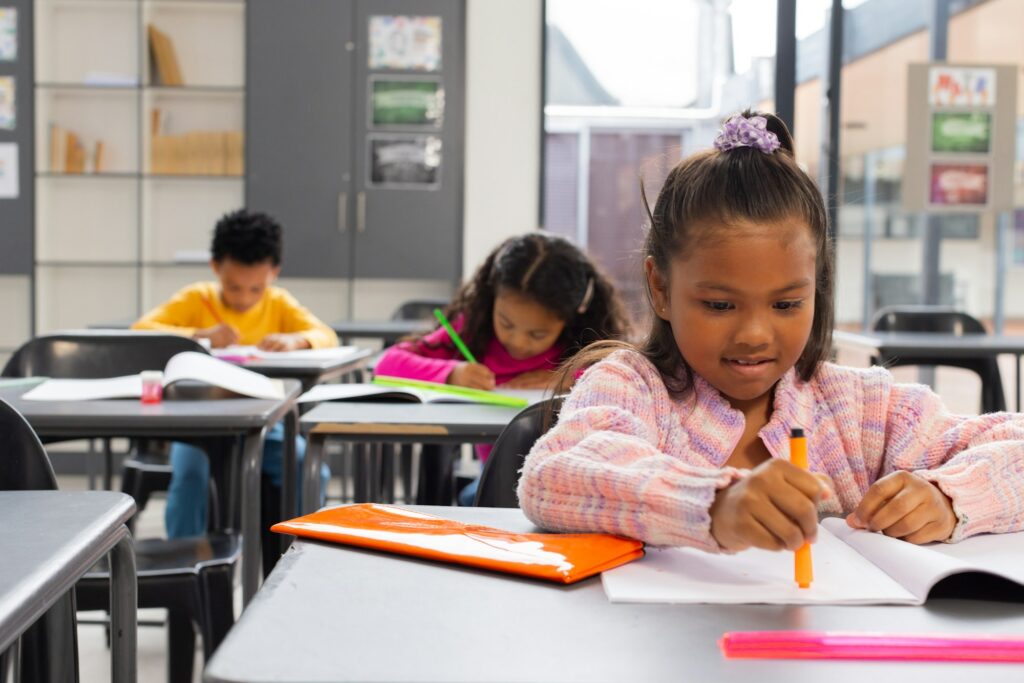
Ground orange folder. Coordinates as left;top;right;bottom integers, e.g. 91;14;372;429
271;503;645;584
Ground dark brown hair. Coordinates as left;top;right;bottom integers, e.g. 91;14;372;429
423;233;631;361
557;110;834;394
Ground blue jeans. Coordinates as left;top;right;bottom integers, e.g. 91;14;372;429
164;420;329;539
457;476;480;507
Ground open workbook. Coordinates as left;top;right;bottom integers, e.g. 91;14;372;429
602;517;1024;605
21;351;285;401
298;376;543;408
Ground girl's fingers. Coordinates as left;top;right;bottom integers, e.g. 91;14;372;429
851;472;909;527
767;487;819;542
863;488;921;533
752;502;808;551
877;502;931;538
903;520;949;545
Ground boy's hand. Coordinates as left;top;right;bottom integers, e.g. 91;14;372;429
195;323;240;349
710;459;832;552
847;471;956;544
447;362;496;391
502;369;554;390
258;333;311;352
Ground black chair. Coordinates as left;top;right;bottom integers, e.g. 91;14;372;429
389;298;450;324
0;398;80;683
474;397;564;508
2;332;241;682
870;305;1006;414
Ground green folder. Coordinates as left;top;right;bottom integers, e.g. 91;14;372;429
372;375;530;408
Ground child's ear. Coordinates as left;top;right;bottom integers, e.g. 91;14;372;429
270;265;281;282
209;259;221;277
644;256;670;321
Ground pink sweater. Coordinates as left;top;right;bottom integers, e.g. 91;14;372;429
518;349;1024;550
375;320;564;461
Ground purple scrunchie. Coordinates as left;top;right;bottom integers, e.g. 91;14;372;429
713;115;780;154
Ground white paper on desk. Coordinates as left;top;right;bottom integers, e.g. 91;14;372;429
213;345;363;362
602;518;1024;605
164;352;285;400
22;375;143;401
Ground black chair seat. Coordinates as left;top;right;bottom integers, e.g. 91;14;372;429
82;532;241;578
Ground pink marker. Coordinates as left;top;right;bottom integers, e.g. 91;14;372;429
720;631;1024;662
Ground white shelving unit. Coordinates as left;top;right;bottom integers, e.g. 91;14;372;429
33;0;245;332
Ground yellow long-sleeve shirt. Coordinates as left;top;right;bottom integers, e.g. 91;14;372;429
132;282;338;349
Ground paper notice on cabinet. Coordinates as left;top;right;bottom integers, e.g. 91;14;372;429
0;142;18;198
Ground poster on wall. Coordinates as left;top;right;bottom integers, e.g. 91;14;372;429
0;142;19;198
368;134;441;189
368;16;442;71
370;77;444;128
0;76;15;130
0;8;15;62
928;66;996;107
930;111;990;154
929;163;988;206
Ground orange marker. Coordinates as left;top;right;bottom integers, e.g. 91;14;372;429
201;294;225;326
790;427;813;589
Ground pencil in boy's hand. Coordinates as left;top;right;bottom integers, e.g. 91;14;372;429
201;294;226;326
433;308;478;364
789;427;813;589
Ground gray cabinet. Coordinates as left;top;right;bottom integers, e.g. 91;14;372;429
247;0;464;283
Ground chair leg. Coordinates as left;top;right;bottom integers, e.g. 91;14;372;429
199;567;236;657
166;608;196;683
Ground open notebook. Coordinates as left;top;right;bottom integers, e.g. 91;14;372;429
212;344;364;363
298;376;543;408
21;351;285;401
602;517;1024;605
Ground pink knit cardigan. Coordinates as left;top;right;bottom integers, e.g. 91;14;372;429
518;349;1024;550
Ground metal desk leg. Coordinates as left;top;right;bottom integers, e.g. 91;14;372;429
241;426;268;606
1017;354;1021;413
282;408;299;523
302;431;326;514
109;529;137;683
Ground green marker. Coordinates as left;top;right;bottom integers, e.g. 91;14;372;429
433;308;477;364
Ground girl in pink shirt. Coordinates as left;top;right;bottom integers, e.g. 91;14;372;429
518;111;1024;550
376;233;630;504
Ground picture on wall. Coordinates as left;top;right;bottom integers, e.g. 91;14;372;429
0;8;15;62
931;111;991;154
928;66;996;107
0;76;14;130
371;77;444;128
929;163;988;206
368;134;441;189
368;15;442;71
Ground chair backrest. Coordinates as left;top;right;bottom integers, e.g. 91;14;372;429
869;305;1005;413
2;331;208;378
871;305;987;336
390;299;450;322
0;398;58;491
475;396;564;508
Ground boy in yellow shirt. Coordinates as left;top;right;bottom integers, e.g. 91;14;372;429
134;209;336;539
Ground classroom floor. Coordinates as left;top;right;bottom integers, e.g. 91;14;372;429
59;353;1020;681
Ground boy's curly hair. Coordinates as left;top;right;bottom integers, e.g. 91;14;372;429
211;209;283;266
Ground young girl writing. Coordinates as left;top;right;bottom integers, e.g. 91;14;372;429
518;111;1024;552
375;232;630;504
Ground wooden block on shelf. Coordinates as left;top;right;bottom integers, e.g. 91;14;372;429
93;141;106;174
147;24;184;86
65;131;86;174
225;131;244;176
49;123;65;173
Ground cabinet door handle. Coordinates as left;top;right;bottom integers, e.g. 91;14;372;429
337;191;348;233
356;192;367;233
